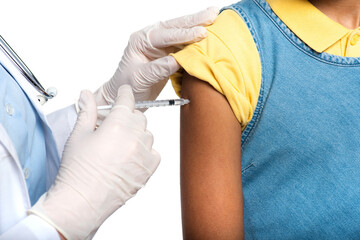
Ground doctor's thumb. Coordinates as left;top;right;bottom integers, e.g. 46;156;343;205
113;85;135;112
75;90;98;132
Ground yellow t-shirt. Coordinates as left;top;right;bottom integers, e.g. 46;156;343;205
171;0;360;129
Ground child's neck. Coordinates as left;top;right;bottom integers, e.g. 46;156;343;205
309;0;360;29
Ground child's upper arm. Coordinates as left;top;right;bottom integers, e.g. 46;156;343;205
180;72;244;239
171;9;261;129
173;9;261;239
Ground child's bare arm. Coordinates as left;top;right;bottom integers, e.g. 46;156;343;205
180;73;244;240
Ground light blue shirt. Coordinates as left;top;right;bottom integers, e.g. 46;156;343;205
0;63;47;206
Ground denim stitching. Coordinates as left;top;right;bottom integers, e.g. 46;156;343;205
222;5;267;148
241;162;255;174
254;0;360;66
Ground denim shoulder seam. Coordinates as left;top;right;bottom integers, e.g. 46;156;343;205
222;4;267;147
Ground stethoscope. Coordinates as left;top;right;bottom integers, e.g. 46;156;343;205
0;35;57;105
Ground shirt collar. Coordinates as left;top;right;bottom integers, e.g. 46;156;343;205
266;0;351;53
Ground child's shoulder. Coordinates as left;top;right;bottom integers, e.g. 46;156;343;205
171;8;262;127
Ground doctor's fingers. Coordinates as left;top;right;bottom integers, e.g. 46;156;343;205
144;149;161;175
161;7;219;29
134;56;179;87
134;142;161;175
141;129;154;151
102;106;148;133
111;84;135;112
149;26;208;49
73;90;98;133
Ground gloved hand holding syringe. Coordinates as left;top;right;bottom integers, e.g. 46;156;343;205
94;98;190;126
97;98;190;110
28;7;217;240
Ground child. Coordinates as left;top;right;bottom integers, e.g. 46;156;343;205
171;0;360;239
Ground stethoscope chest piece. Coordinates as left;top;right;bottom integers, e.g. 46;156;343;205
37;87;57;105
0;35;57;105
37;95;47;105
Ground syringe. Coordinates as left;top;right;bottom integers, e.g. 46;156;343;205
97;98;190;110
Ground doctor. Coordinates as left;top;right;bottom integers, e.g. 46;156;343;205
0;8;218;240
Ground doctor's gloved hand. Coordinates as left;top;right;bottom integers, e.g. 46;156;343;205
29;85;160;240
95;7;219;106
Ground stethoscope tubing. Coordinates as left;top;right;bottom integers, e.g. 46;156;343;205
0;35;54;100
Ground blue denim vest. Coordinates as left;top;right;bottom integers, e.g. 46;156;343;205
223;0;360;238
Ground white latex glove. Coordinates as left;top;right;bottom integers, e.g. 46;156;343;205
29;85;160;240
96;7;219;105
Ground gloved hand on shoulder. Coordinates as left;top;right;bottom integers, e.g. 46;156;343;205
95;7;219;106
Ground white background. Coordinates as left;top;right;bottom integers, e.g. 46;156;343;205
0;0;234;239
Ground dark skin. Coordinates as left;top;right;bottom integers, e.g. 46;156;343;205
179;2;360;239
309;0;360;29
55;2;360;240
180;73;244;239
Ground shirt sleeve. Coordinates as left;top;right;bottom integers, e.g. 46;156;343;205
0;215;60;240
170;9;261;129
47;104;77;158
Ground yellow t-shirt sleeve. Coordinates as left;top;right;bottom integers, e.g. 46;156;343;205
170;9;261;129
